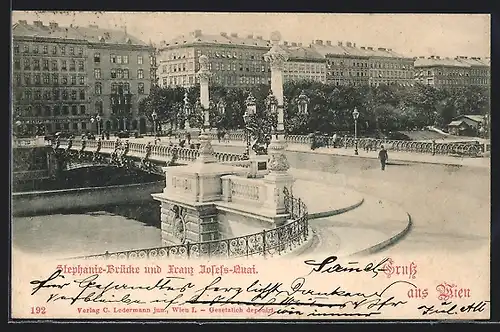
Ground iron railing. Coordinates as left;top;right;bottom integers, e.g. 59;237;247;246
74;187;308;260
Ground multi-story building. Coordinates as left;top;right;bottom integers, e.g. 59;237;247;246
310;40;415;87
158;30;273;88
281;42;327;83
414;55;490;91
12;20;153;135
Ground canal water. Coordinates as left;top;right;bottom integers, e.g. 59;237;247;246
12;167;165;258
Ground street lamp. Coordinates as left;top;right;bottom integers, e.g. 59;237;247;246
244;93;257;156
151;110;157;135
353;108;360;155
96;114;101;136
265;90;278;138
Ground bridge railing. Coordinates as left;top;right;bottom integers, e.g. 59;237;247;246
74;187;308;260
55;138;247;164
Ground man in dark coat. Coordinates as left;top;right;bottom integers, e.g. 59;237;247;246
378;145;389;171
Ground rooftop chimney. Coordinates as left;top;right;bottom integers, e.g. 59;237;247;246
18;20;27;25
378;47;385;51
367;47;373;50
49;22;58;28
315;40;323;45
291;42;297;46
419;56;425;58
256;35;263;40
283;41;288;46
326;40;332;46
353;43;356;47
220;32;228;37
338;41;343;46
360;46;366;50
230;32;238;37
33;21;43;27
436;56;440;59
429;55;435;59
346;42;352;47
193;29;202;38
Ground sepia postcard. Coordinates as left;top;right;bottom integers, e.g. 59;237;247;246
10;11;491;321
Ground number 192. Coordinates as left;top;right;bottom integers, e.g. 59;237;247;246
31;306;46;314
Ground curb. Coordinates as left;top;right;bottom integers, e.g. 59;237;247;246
308;198;364;220
349;212;413;257
280;228;318;258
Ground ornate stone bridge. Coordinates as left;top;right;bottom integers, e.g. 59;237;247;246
53;138;248;175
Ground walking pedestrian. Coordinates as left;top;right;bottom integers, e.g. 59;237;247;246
378;145;388;171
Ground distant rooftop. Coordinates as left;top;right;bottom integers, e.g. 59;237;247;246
12;20;148;46
160;30;272;49
414;55;490;68
309;40;409;59
281;45;324;61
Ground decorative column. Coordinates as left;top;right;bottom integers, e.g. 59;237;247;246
196;55;217;164
262;31;294;215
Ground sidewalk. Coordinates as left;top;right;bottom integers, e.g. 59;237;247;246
206;140;490;169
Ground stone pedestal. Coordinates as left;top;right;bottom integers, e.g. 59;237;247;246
263;171;295;216
248;154;269;178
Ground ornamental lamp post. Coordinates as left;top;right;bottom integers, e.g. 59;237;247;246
265;90;278;138
96;114;101;136
353;108;360;155
243;111;250;156
90;116;95;135
217;99;226;130
151;110;157;136
244;93;257;156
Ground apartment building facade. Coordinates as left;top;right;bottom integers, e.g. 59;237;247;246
281;42;327;83
310;40;415;87
414;55;490;91
12;20;153;135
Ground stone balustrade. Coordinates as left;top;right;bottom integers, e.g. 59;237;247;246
13;137;50;148
221;175;267;206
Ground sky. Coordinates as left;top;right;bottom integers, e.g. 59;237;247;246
12;11;490;58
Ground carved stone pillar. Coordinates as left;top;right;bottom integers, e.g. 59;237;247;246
264;31;290;174
196;55;217;164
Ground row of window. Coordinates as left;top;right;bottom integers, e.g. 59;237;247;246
19;104;88;116
20;89;87;101
14;74;86;86
94;82;145;95
14;43;84;56
93;68;144;79
93;53;144;65
14;58;85;72
327;60;412;70
283;75;326;83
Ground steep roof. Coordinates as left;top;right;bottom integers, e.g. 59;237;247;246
12;20;147;46
310;43;408;59
161;31;271;49
282;45;325;61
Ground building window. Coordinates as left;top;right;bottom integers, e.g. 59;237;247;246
69;60;76;71
117;55;122;64
61;60;67;71
63;123;69;130
95;83;102;95
71;75;76;85
53;90;59;100
78;60;84;71
117;69;123;79
123;69;129;79
24;74;31;85
23;45;29;53
137;69;144;79
51;60;58;71
14;59;20;69
95;101;103;114
51;45;57;55
79;90;85;100
80;105;86;115
14;44;19;54
110;54;116;63
71;90;77;100
34;90;41;100
77;47;83;56
62;90;68;100
94;69;101;79
79;76;84;85
138;55;143;64
123;83;130;93
34;74;41;84
60;46;66;55
94;53;100;63
111;69;116;79
24;90;32;100
62;75;68;85
71;105;78;115
15;74;21;86
32;45;39;54
43;74;50;84
123;55;129;64
69;47;74;56
54;105;60;115
43;45;48;54
32;59;40;71
81;121;87;129
62;105;69;115
138;82;144;94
